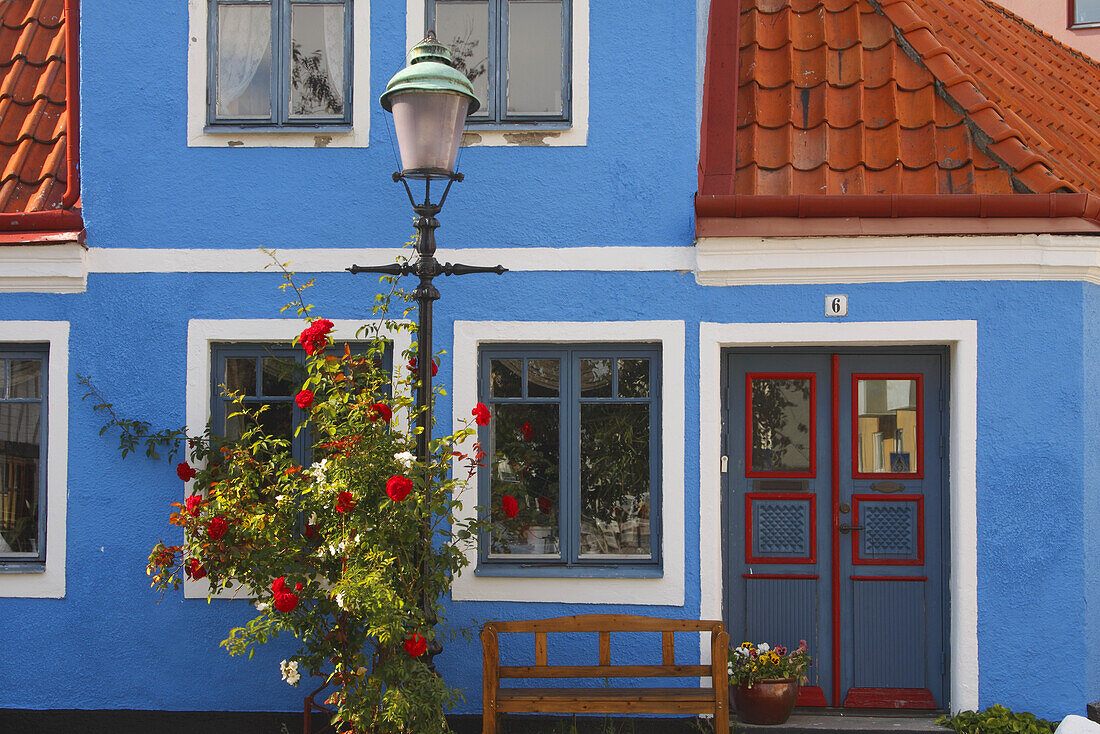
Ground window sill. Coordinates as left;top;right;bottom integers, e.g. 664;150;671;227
189;125;368;148
459;125;585;148
0;562;46;574
204;124;353;135
1069;21;1100;28
475;563;662;579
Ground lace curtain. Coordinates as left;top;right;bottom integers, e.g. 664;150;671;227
217;5;271;117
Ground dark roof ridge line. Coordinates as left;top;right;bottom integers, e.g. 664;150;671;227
741;118;986;133
741;2;873;16
740;37;895;52
869;0;1073;194
741;77;935;92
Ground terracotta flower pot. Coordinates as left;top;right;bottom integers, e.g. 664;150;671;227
732;678;800;725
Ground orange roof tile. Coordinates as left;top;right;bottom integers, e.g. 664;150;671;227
708;0;1100;202
0;0;70;216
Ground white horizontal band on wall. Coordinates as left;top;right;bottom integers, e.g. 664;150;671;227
7;235;1100;292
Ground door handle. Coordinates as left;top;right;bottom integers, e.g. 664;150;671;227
838;524;865;534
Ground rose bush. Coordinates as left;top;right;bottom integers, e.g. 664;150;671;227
89;263;488;734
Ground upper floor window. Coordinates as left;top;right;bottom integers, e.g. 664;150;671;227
428;0;571;127
0;346;48;571
1071;0;1100;27
477;344;660;575
209;0;352;128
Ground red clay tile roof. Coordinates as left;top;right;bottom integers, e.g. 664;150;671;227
701;0;1100;207
0;0;72;217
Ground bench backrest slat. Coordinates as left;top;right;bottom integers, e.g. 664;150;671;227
599;632;610;666
487;614;724;634
535;633;547;666
662;631;674;665
498;664;711;679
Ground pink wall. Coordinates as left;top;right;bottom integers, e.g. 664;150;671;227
991;0;1100;61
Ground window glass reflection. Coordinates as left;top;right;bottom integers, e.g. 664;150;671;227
750;377;812;473
488;403;560;557
856;378;919;474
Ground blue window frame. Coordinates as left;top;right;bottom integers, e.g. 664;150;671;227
427;0;572;128
477;345;661;576
211;341;391;461
207;0;353;130
0;346;48;572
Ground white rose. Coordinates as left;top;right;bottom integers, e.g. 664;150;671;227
394;451;416;469
280;660;301;686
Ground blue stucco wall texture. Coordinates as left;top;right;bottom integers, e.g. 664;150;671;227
0;274;1092;721
0;0;1090;723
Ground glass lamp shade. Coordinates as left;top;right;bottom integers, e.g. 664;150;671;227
389;91;470;177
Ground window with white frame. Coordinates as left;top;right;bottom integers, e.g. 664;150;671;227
0;345;48;571
1071;0;1100;27
208;0;352;128
210;341;392;461
427;0;571;127
477;344;660;575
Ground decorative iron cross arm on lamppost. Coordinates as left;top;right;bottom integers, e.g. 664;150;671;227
348;33;504;667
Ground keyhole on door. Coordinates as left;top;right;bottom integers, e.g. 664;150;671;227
839;502;851;514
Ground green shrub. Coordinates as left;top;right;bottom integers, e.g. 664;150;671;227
937;704;1058;734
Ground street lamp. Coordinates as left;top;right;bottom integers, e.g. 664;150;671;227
348;33;506;666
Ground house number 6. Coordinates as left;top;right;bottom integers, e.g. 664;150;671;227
826;295;848;317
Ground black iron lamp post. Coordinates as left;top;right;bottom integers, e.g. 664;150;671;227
348;33;505;664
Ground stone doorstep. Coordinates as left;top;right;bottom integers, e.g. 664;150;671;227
1088;701;1100;724
737;712;944;734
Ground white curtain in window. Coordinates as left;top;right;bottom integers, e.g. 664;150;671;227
218;6;272;112
322;5;345;106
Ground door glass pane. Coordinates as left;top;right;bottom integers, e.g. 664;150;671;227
527;358;559;397
580;358;612;397
579;403;651;558
488;403;560;557
856;378;919;474
225;358;257;396
262;356;298;397
490;359;522;397
1076;0;1100;23
434;1;491;118
0;403;41;556
257;402;294;444
750;377;812;473
9;360;41;399
216;3;273;119
506;0;563;116
290;3;345;118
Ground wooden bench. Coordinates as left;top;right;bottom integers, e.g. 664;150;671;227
480;614;729;734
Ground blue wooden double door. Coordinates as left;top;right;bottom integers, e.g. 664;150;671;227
724;350;946;709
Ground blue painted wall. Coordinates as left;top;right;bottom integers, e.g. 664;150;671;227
78;1;698;250
0;273;1093;721
1084;283;1100;707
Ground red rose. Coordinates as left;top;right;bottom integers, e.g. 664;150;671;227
537;496;552;515
335;491;356;514
188;559;207;580
295;582;303;592
274;591;298;612
368;402;392;423
207;516;228;540
502;494;519;518
295;389;315;409
299;319;335;356
386;475;413;502
472;403;491;426
521;422;534;441
272;577;287;594
404;633;428;657
407;357;439;377
185;494;202;517
176;462;197;482
304;523;319;539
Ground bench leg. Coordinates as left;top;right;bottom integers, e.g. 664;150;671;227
714;702;729;732
482;703;498;734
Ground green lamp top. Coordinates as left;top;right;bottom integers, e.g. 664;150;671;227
380;32;482;115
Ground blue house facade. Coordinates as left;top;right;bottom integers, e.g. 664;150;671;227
0;0;1098;726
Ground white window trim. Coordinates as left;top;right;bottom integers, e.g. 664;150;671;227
0;321;69;598
184;318;413;599
451;320;685;604
405;0;589;147
697;320;979;713
186;0;371;148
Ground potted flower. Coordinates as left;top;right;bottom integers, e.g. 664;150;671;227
728;640;811;725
